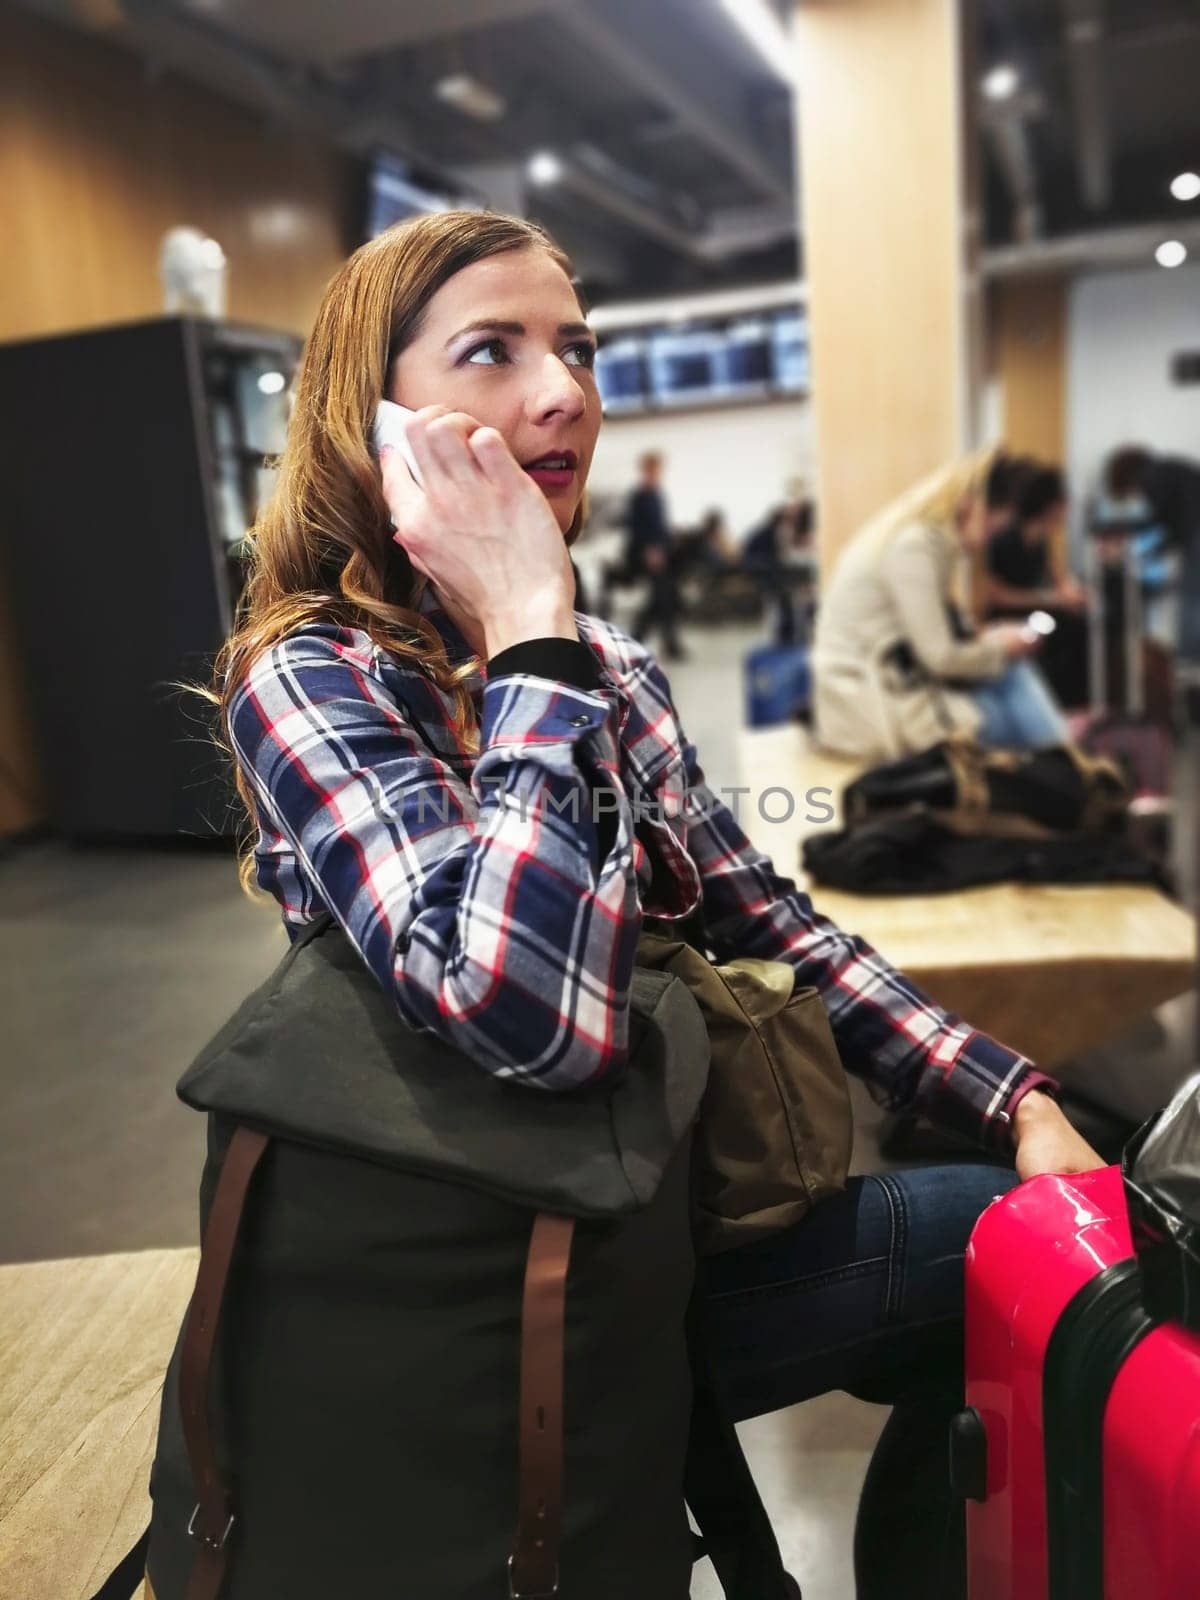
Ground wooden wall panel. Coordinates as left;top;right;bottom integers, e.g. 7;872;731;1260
794;0;978;576
0;8;356;342
0;7;359;836
990;275;1068;466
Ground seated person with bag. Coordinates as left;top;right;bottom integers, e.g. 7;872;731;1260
813;450;1071;759
154;215;1103;1600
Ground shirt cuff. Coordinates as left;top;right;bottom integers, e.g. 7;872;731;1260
1001;1071;1062;1147
486;636;602;692
477;675;611;762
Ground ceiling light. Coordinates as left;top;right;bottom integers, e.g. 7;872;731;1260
982;63;1020;101
717;0;794;85
435;73;506;123
1155;240;1188;269
527;151;563;186
1170;171;1200;202
257;371;286;396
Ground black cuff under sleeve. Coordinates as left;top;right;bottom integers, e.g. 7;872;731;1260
486;636;602;691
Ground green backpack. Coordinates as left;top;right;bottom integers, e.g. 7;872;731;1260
92;915;799;1600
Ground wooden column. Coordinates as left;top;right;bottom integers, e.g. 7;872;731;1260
990;275;1068;465
985;273;1069;573
794;0;981;575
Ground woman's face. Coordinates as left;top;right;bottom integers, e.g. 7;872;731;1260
388;246;601;535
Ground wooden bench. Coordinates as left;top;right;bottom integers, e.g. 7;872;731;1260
738;725;1196;1070
0;1248;196;1600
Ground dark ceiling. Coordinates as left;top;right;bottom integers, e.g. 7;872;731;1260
13;0;1200;301
978;0;1200;244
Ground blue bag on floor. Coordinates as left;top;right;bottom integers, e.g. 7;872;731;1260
744;643;811;728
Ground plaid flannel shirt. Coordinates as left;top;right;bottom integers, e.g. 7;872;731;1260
228;588;1057;1150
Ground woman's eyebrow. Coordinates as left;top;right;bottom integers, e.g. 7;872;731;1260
444;319;594;349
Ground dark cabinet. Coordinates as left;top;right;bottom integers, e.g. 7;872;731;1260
0;316;302;838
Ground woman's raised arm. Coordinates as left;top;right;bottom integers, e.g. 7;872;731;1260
229;628;640;1089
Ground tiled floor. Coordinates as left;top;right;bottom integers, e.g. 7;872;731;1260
3;616;1195;1599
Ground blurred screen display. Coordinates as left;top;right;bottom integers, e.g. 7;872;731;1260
594;336;649;412
648;326;724;404
596;305;809;414
720;317;773;394
771;309;810;392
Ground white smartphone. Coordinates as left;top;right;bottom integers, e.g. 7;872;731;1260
372;400;424;488
1026;609;1058;637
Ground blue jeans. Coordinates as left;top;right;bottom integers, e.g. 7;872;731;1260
700;1163;1018;1599
970;659;1068;749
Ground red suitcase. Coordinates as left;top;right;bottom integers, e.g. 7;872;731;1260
956;1162;1200;1599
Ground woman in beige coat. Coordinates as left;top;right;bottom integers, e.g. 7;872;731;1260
812;450;1069;759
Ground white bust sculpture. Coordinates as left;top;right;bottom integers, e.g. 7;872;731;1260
159;226;227;318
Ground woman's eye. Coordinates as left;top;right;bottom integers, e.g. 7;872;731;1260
464;339;509;366
461;338;596;368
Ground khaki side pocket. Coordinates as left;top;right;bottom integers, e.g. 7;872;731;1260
695;967;853;1253
764;985;854;1207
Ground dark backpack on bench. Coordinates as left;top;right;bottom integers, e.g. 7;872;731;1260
95;915;797;1600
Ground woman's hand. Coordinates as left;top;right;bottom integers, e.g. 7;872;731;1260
380;404;578;658
1013;1091;1107;1182
985;621;1040;661
1054;576;1088;612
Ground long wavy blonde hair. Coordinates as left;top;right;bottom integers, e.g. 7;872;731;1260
205;210;589;894
852;445;1002;559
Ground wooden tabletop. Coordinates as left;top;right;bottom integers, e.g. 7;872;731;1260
738;725;1197;1068
0;1247;196;1600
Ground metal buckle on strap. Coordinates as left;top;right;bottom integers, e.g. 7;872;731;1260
507;1554;559;1599
187;1503;235;1552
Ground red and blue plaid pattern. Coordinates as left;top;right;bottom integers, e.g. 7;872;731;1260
228;592;1054;1141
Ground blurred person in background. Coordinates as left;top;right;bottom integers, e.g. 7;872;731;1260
742;492;816;645
695;507;740;574
601;449;686;659
1107;444;1200;665
669;507;739;584
983;465;1085;617
980;450;1036;538
813;449;1070;759
984;465;1090;709
674;508;764;626
210;212;1101;1600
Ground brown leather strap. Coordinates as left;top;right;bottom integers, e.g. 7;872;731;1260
509;1212;575;1600
179;1125;270;1600
942;736;990;828
177;1132;570;1600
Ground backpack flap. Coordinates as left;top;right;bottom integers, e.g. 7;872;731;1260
177;916;710;1222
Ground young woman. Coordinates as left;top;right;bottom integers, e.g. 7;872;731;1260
217;211;1102;1597
984;465;1091;710
812;452;1071;760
